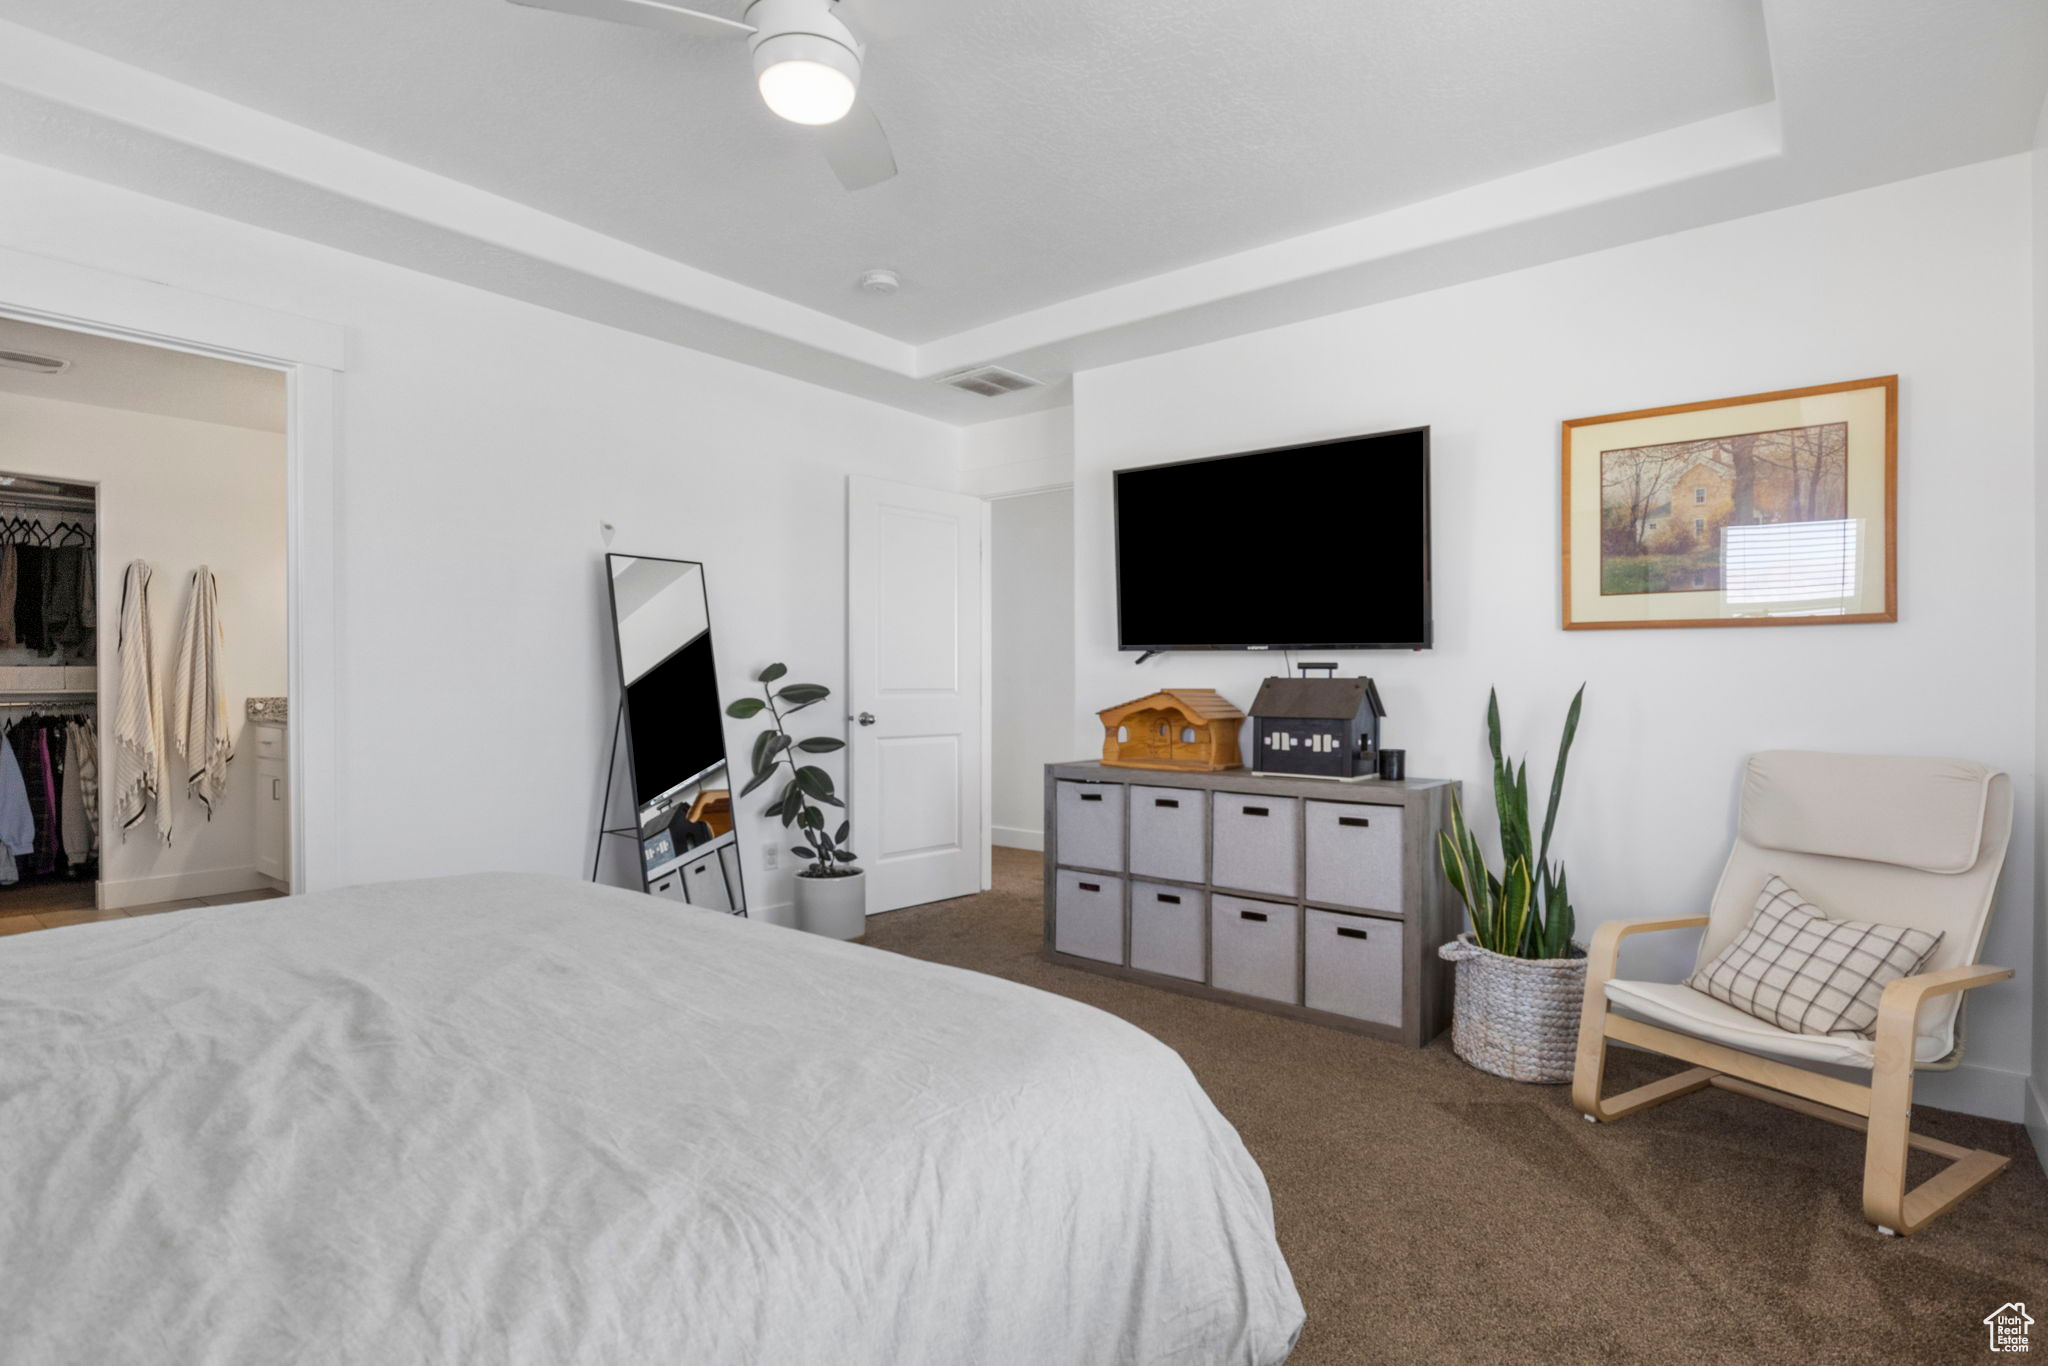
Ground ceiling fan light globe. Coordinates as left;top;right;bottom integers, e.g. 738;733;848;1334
752;33;859;125
758;60;856;124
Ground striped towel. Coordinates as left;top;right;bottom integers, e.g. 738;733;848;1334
114;559;171;844
169;566;232;819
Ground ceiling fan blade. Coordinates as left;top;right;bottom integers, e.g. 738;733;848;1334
506;0;754;40
819;98;897;191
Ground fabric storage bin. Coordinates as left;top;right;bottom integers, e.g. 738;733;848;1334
1305;801;1404;911
1304;910;1402;1026
1053;869;1124;964
1209;895;1299;1003
1128;786;1205;883
1129;881;1205;981
679;849;732;911
1211;793;1298;896
1055;781;1125;872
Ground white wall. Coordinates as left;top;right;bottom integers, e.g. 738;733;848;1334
1072;156;2037;1119
0;154;959;925
959;407;1075;498
2030;95;2048;1166
990;489;1075;849
0;390;285;904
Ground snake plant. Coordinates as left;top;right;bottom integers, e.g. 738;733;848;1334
1438;686;1585;959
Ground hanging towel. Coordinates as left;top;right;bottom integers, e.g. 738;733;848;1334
114;559;170;845
169;566;232;819
0;729;32;885
68;717;99;857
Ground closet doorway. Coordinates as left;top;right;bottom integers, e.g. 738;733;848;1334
0;473;99;917
0;317;289;933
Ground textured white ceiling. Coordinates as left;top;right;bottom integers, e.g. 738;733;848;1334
0;317;287;433
0;0;1773;343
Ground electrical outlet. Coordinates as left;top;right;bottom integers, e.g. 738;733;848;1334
762;845;779;871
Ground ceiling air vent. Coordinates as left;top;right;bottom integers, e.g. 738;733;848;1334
938;365;1041;398
0;350;70;375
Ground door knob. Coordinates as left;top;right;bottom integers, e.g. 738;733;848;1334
856;712;876;726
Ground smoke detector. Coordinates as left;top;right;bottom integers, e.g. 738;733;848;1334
858;268;901;295
0;350;70;375
938;365;1042;398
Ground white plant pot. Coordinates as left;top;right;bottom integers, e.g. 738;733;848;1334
795;869;867;940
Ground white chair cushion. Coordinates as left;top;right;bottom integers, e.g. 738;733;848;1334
1687;876;1942;1037
1741;751;1996;874
1603;979;1951;1069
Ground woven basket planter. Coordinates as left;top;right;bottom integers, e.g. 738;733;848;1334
1437;934;1588;1084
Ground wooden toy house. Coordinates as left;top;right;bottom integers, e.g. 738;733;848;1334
1249;676;1386;779
1098;689;1245;771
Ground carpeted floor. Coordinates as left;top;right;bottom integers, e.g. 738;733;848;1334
861;847;2048;1365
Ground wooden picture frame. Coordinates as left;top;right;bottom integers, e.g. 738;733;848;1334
1561;376;1897;630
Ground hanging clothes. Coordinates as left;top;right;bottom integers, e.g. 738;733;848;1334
115;559;170;845
0;542;18;650
8;720;64;876
169;567;231;819
43;545;89;652
0;731;32;886
67;717;99;856
59;719;91;867
79;547;96;632
13;544;48;655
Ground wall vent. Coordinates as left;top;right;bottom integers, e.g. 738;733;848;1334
0;350;70;375
938;364;1041;398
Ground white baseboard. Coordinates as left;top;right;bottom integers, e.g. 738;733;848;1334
100;864;274;910
2026;1079;2048;1179
748;899;797;929
993;825;1044;852
1916;1061;2030;1123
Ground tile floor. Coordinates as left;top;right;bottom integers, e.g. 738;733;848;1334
0;884;286;935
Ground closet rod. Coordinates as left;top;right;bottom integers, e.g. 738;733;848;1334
0;493;94;514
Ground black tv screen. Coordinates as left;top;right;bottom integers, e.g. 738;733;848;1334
625;630;727;807
1115;427;1431;651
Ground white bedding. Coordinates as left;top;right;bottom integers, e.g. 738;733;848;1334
0;874;1302;1365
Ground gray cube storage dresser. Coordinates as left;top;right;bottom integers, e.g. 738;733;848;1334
1043;761;1460;1047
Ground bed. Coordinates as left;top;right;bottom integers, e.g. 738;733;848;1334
0;873;1304;1364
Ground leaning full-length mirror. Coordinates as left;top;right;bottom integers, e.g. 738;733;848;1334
606;554;746;915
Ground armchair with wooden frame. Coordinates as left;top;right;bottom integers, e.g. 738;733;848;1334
1573;751;2015;1236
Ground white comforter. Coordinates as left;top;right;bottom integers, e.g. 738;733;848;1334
0;874;1302;1365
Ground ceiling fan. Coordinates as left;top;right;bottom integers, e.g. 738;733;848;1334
507;0;897;190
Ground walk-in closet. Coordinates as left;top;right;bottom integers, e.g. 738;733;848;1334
0;317;289;933
0;474;99;913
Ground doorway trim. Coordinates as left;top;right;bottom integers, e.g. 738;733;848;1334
0;244;345;892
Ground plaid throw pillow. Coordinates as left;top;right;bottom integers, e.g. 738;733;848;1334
1687;876;1943;1038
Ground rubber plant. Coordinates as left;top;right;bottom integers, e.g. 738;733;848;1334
1438;685;1584;959
725;663;860;878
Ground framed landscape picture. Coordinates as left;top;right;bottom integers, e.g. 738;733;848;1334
1561;375;1896;630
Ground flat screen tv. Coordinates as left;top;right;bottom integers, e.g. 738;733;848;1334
1114;427;1431;652
625;630;727;807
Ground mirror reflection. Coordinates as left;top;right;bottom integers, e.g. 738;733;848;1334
606;554;746;915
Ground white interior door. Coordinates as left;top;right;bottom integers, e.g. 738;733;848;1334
847;475;988;912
